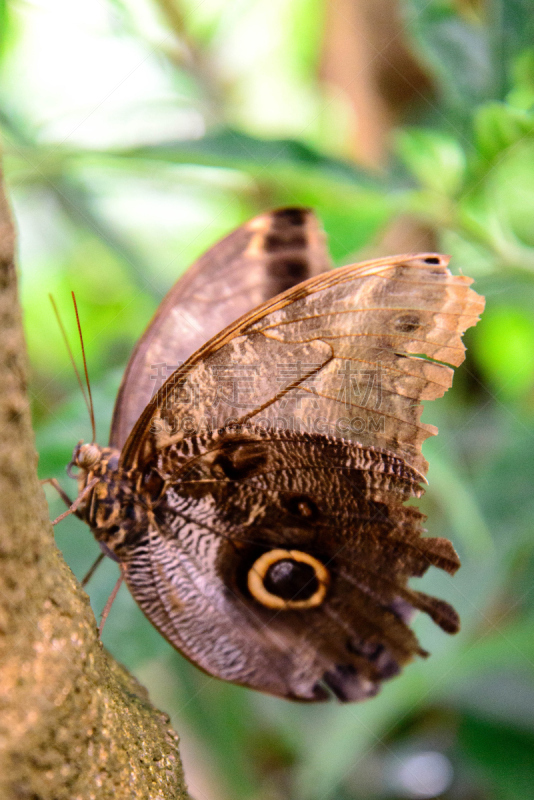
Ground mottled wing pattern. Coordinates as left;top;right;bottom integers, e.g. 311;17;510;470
113;249;483;702
121;254;484;475
121;428;460;701
110;208;331;449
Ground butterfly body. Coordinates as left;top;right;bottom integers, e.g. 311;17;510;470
65;208;484;702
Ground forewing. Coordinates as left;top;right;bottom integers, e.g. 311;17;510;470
110;208;331;449
122;254;484;475
121;429;460;701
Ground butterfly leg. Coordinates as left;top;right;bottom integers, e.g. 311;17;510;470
98;572;124;637
44;476;99;526
42;477;109;589
81;552;105;587
41;477;73;508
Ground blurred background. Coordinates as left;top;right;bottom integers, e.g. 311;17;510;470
1;0;534;797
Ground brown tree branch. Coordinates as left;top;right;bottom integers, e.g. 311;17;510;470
0;166;188;799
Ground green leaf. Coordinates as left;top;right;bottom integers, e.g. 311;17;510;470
124;128;379;185
508;49;534;109
405;2;534;117
396;127;466;195
495;1;534;78
474;101;534;161
425;452;493;556
458;713;534;800
473;305;534;401
404;1;494;116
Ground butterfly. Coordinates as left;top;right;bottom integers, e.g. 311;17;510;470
60;207;484;702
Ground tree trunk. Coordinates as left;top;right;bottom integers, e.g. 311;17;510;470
0;167;188;800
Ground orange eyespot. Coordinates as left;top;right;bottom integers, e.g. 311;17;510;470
247;549;330;610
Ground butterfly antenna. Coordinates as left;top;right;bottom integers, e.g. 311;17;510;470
71;291;97;444
49;294;92;425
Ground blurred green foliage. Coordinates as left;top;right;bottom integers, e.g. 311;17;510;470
1;0;534;798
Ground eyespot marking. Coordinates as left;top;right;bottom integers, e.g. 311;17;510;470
395;313;421;333
247;549;329;609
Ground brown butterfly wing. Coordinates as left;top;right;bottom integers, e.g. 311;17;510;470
121;254;484;475
114;250;483;701
110;208;331;449
121;429;460;701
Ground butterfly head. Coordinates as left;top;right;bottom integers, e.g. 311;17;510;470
71;441;101;469
67;441;120;489
68;440;103;478
68;441;130;547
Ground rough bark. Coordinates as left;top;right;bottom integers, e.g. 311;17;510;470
0;168;188;799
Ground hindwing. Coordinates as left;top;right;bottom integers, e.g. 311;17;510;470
120;428;460;701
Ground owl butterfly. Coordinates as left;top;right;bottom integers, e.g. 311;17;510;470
64;208;484;702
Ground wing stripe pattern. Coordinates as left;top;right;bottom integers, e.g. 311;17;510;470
110;208;331;449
